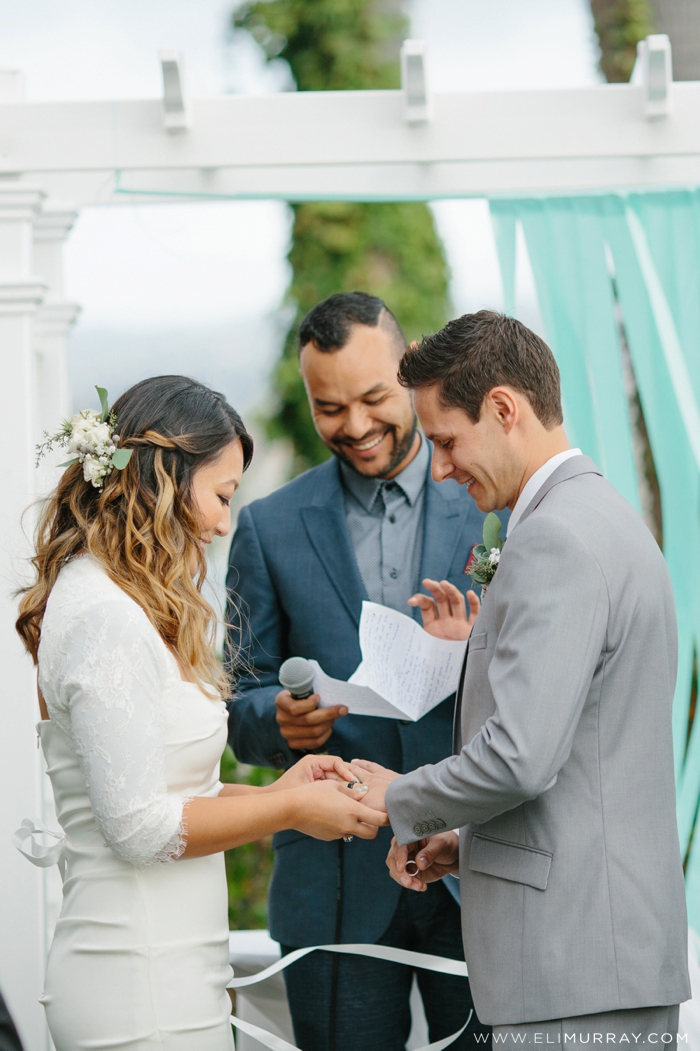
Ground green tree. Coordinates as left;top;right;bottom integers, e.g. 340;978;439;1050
233;0;451;474
223;0;450;931
590;0;654;82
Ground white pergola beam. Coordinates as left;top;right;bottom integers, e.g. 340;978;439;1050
2;81;700;203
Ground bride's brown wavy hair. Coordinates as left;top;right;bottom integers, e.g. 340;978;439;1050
16;375;253;695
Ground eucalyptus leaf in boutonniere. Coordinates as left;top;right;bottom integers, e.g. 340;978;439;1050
465;512;505;599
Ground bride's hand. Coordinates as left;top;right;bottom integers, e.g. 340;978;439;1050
288;779;390;841
407;579;480;641
268;753;358;792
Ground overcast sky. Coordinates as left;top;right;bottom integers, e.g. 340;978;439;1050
0;0;601;415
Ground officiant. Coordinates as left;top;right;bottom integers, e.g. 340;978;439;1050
226;292;500;1051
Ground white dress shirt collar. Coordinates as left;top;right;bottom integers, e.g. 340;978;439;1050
506;449;582;538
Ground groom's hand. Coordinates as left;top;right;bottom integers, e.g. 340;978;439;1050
348;759;399;813
408;579;480;641
386;831;459;891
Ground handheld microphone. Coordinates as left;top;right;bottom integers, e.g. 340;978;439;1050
279;656;315;700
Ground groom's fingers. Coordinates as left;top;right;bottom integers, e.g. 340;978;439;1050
348;759;386;776
414;831;459;870
390;837;409;873
386;837;428;891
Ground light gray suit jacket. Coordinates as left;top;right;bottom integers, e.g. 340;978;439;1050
386;456;690;1025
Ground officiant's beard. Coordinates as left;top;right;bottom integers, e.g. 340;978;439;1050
332;418;418;479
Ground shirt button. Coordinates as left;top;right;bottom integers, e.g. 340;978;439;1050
389;568;398;579
388;514;396;524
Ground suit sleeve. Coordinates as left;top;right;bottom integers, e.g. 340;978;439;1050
226;505;298;770
386;516;609;843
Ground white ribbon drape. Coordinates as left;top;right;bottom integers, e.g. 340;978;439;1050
228;943;471;1051
13;818;66;880
13;821;472;1050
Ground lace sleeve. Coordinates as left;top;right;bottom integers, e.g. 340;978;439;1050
54;595;186;867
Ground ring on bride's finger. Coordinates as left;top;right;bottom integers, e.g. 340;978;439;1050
405;860;419;875
343;835;354;843
347;781;359;789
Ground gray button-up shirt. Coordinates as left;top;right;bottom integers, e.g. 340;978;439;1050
339;436;429;613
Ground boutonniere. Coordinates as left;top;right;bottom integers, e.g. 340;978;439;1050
465;512;505;599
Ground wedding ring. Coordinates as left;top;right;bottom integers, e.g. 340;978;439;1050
343;835;354;843
347;781;359;789
405;860;419;875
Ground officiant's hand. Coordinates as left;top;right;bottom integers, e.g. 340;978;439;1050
386;831;459;891
275;690;348;752
347;758;400;813
408;579;480;641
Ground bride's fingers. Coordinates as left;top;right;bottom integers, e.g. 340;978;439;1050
310;755;357;782
352;815;390;838
349;800;389;825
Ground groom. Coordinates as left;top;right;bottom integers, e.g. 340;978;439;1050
353;311;691;1046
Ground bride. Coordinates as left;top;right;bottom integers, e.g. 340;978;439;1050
16;375;387;1051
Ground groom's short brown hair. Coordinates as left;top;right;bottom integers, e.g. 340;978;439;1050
398;310;563;429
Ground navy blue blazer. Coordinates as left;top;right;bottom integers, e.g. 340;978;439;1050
226;455;501;947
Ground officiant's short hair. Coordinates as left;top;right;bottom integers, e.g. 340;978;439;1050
298;291;405;357
398;310;563;429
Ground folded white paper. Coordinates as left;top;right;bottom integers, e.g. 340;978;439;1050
312;601;467;721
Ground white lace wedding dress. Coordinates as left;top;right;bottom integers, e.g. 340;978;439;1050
37;555;234;1050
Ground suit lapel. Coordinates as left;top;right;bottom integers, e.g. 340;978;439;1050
300;459;367;626
452;639;470;755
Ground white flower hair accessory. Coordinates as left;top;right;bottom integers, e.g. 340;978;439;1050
35;386;133;490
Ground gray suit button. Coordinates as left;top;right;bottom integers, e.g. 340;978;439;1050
435;819;446;831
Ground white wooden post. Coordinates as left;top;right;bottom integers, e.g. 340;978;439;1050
31;205;80;1013
33;206;79;436
0;182;49;1050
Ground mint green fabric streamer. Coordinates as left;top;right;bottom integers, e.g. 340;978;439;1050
489;200;517;317
614;195;700;887
598;197;699;883
491;197;638;509
569;197;639;510
625;207;700;476
510;198;596;458
488;191;700;926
